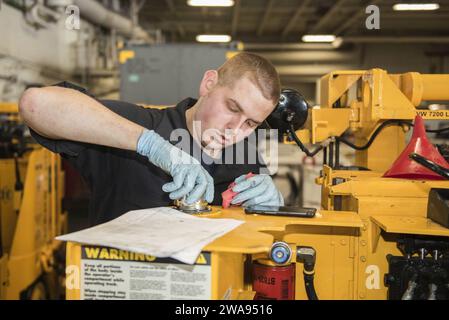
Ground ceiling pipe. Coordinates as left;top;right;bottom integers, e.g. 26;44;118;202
25;0;61;29
243;43;337;51
255;50;358;63
244;37;449;51
73;0;154;43
341;36;449;44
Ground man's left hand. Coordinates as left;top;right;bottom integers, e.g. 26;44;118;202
230;174;284;207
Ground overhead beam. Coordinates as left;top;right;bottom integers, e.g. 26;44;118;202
147;13;449;29
130;0;147;25
257;0;275;36
164;0;175;11
281;0;312;38
202;7;210;33
176;25;185;38
334;0;381;35
137;0;146;11
232;0;241;36
256;50;358;63
342;36;449;43
309;0;348;34
244;43;337;50
164;0;185;38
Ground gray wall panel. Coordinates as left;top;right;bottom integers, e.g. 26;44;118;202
120;45;228;105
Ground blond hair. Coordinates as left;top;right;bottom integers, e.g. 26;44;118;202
217;52;280;104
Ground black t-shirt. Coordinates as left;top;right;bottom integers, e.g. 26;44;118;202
30;82;267;226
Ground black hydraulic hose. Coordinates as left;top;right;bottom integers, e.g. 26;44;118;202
337;120;408;151
338;120;449;151
323;146;328;165
297;246;319;300
288;126;324;157
13;147;33;192
304;273;318;301
13;155;23;191
402;121;449;133
289;120;405;154
425;126;449;133
335;140;340;169
289;119;449;154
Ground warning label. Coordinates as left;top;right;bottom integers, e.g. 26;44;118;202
80;246;211;300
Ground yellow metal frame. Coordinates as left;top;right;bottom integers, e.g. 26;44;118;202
0;103;19;113
295;69;449;172
0;104;67;299
66;207;363;300
317;167;449;299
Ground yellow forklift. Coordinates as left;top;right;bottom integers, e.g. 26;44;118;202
0;102;67;299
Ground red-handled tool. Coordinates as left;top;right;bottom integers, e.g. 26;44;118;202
221;172;255;208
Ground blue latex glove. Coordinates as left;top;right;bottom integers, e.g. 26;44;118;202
136;129;214;204
230;174;284;207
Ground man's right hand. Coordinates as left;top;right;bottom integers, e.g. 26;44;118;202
137;129;214;204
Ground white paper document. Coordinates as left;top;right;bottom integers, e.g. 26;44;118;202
56;207;244;264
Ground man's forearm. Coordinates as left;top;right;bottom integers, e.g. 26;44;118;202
19;86;143;151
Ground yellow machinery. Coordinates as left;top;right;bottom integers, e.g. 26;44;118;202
292;69;449;299
0;103;67;299
62;69;448;300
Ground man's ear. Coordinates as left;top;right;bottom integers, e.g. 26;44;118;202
199;70;218;97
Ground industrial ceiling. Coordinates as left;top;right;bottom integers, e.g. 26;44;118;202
138;0;449;43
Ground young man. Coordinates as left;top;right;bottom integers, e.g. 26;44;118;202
19;52;284;226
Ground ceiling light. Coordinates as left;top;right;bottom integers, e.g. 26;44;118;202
332;37;343;48
196;34;232;43
187;0;235;7
393;3;440;11
302;34;336;43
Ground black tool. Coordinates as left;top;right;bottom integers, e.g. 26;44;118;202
409;153;449;180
